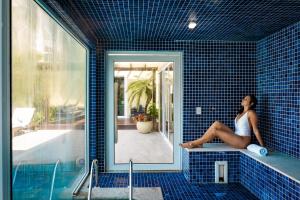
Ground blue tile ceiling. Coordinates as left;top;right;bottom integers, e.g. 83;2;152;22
44;0;300;41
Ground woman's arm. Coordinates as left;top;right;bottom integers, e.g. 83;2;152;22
248;111;265;147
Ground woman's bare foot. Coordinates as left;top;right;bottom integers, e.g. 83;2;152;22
179;142;191;148
179;142;203;149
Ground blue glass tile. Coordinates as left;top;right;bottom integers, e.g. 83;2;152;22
257;21;300;159
97;40;256;160
41;0;300;41
184;151;240;184
240;154;300;200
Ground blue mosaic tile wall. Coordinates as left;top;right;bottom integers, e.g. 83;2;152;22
95;41;256;168
183;151;240;184
257;21;300;159
89;48;99;166
240;154;300;200
42;0;300;42
89;46;106;171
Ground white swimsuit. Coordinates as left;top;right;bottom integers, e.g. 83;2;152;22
234;112;251;136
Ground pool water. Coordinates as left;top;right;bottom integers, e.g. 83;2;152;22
13;162;84;200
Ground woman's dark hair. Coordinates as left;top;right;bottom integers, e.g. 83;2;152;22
237;95;258;114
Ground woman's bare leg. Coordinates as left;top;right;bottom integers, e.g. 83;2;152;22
180;121;250;148
180;121;225;148
215;129;250;148
192;121;232;146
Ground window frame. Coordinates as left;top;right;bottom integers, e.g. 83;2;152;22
1;0;12;199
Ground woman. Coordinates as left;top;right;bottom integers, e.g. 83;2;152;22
180;95;264;149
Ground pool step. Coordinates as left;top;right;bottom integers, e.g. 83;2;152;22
65;174;163;200
74;187;164;200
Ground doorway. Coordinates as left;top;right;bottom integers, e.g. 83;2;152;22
159;64;174;147
106;51;183;171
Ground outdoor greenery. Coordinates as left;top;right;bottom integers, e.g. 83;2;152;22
147;103;159;119
127;78;153;112
12;0;86;129
132;103;159;122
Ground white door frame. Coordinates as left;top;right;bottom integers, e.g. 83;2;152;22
160;67;173;142
105;51;183;171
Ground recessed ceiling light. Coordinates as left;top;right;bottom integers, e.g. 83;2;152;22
188;21;197;29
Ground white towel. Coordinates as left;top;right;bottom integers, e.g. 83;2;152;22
247;144;268;156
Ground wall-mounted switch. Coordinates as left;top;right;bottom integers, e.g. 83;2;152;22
196;107;202;115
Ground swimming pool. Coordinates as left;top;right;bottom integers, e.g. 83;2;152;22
13;161;84;200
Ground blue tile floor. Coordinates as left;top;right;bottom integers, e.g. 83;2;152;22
99;172;258;200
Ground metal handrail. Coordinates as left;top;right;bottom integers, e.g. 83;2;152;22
13;160;26;185
129;159;133;200
49;159;61;200
88;159;99;200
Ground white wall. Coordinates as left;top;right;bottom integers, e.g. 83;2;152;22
13;131;85;165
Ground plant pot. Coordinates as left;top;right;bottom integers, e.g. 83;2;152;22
136;121;153;134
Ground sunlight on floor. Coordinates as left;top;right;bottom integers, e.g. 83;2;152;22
115;130;173;164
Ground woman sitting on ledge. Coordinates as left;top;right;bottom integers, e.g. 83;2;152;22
180;95;264;149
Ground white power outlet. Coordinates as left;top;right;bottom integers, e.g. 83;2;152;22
196;107;202;115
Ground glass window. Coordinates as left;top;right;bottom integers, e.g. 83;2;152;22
12;0;87;199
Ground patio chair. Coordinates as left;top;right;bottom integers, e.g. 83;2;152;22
12;107;35;136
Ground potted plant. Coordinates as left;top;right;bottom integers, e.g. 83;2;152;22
127;77;158;133
127;78;153;112
147;103;159;130
133;114;153;134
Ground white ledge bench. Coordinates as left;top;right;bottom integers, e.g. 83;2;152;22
182;143;300;200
